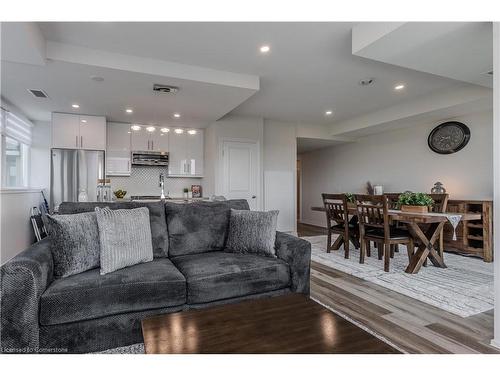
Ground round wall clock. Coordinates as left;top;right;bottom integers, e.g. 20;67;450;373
428;121;471;154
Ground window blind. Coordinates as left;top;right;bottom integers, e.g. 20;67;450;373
0;107;33;145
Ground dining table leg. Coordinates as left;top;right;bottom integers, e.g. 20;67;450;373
405;221;447;274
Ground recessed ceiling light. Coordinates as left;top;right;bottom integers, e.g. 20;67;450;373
146;126;156;132
394;84;405;90
81;119;87;123
188;130;197;135
125;108;133;114
174;128;184;134
130;125;141;131
325;110;333;116
260;45;270;53
173;113;181;118
160;128;170;133
72;104;80;109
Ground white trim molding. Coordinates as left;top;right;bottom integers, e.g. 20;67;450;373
493;22;500;348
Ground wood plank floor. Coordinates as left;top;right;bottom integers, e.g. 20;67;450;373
142;294;398;354
298;222;499;354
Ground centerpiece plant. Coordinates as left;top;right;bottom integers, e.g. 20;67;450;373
397;192;434;213
345;193;355;207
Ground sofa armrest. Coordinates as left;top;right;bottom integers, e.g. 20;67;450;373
1;238;53;353
275;232;311;294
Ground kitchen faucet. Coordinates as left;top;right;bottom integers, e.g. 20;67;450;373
159;172;166;200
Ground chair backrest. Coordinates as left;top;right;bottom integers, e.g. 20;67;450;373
384;193;401;209
429;193;449;213
322;193;348;227
355;194;390;237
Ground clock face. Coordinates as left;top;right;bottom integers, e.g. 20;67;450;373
428;122;471;154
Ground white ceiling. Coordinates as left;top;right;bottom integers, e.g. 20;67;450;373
1;22;489;129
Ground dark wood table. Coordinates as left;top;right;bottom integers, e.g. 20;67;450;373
141;294;398;353
311;206;480;274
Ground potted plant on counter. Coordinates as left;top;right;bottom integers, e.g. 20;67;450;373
345;193;356;208
113;189;127;201
397;192;434;213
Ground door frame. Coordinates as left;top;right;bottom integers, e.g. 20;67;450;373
217;137;262;210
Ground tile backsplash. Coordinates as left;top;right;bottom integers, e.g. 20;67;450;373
109;166;203;198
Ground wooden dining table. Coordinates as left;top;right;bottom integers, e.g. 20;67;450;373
311;206;481;274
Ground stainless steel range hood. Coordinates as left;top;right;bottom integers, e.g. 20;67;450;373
131;151;169;166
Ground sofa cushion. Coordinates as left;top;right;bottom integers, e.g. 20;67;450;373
171;251;290;304
45;212;100;278
225;209;279;257
95;207;153;275
40;258;186;326
165;199;250;257
58;201;168;258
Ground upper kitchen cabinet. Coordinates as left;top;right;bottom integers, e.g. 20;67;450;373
106;122;132;176
52;113;106;150
130;126;169;152
168;129;204;177
51;113;80;148
79;115;106;150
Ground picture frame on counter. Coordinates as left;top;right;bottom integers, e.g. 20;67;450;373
191;185;202;198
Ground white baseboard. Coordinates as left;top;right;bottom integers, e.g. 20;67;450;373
490;339;500;349
299;219;327;229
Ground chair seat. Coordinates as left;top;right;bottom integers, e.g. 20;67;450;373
331;223;358;232
40;258;186;326
172;251;290;304
365;227;411;240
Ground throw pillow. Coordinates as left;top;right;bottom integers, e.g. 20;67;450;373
45;212;100;278
95;206;153;275
225;209;279;257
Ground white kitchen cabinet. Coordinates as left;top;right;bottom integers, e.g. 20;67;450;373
79;115;106;150
106;122;132;176
131;128;151;151
152;132;169;151
168;129;204;176
187;130;204;176
52;113;80;148
168;131;187;175
52;113;106;150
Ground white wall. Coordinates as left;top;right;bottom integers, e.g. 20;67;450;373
30;120;51;190
0;190;43;264
300;110;494;227
203;114;264;209
492;22;500;350
263;120;297;232
203;115;298;232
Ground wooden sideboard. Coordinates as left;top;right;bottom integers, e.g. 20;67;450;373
443;200;493;262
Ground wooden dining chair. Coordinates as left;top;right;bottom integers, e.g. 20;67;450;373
428;193;449;259
355;194;415;272
322;193;359;259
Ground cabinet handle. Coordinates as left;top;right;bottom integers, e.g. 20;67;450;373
151;140;154;150
76;136;78;147
80;136;83;148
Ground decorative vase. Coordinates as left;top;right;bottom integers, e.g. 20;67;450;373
400;205;428;214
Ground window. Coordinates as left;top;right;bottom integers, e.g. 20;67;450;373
1;107;33;188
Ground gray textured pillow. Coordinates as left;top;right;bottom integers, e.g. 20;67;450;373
95;206;153;275
45;212;100;278
225;209;279;257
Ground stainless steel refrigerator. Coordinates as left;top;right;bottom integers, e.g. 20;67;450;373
50;149;105;212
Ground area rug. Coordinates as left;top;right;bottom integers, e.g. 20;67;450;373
97;343;145;354
304;235;494;317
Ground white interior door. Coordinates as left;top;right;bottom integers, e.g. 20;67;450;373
221;140;259;210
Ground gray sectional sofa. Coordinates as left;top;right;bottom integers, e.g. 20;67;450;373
0;200;311;353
